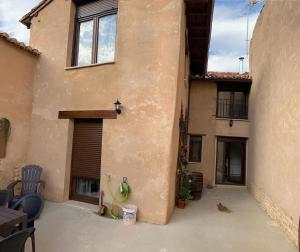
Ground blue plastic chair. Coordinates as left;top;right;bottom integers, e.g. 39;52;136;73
0;228;34;252
7;165;45;207
11;193;43;252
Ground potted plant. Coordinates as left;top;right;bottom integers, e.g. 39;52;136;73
177;161;193;209
0;118;11;158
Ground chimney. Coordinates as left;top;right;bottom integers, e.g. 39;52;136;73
239;57;245;74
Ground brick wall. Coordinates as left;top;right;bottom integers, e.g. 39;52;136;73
250;183;299;247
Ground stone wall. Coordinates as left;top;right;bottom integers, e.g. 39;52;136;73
250;183;298;246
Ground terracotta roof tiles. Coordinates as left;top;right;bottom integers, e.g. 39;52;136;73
191;72;252;81
0;32;40;56
206;72;251;80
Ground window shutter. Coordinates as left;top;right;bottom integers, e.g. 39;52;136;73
71;119;103;179
77;0;118;19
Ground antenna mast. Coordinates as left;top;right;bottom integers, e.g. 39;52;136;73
246;0;259;59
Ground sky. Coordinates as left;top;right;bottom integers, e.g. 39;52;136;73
208;0;264;72
0;0;264;72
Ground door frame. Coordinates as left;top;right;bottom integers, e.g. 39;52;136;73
215;136;247;186
58;110;118;204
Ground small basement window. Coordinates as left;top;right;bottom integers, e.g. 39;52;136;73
73;0;118;66
189;135;202;163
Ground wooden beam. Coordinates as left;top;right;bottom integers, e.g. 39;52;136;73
203;0;214;73
58;110;117;119
185;0;209;5
186;0;214;75
188;26;209;38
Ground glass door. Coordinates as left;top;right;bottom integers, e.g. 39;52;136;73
216;137;246;185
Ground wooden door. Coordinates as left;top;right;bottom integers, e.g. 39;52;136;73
70;119;103;204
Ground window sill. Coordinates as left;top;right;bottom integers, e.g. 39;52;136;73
188;162;201;165
65;62;115;71
216;117;249;122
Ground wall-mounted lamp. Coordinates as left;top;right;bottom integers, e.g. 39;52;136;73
229;119;234;127
114;99;122;114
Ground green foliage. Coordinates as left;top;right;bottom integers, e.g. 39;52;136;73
0;118;11;138
178;161;193;204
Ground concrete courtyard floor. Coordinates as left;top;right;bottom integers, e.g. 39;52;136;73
25;188;297;252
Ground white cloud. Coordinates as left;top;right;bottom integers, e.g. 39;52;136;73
208;53;248;73
208;3;261;72
0;0;39;43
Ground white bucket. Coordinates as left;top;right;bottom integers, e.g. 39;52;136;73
122;204;138;225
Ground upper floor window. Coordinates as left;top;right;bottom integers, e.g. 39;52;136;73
217;83;250;119
73;0;118;67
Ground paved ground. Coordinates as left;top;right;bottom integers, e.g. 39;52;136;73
25;188;297;252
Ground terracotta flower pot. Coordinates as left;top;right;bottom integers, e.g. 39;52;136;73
177;199;185;209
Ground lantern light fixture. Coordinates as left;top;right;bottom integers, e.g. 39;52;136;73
114;99;122;114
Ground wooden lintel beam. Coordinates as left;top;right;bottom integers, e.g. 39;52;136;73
58;110;117;119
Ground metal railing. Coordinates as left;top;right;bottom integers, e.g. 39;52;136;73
217;99;248;119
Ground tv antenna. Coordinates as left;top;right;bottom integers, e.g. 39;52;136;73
246;0;259;59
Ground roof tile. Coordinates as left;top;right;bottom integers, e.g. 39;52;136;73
0;32;40;56
206;72;251;80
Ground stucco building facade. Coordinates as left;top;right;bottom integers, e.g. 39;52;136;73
0;0;214;225
24;0;194;224
0;0;299;247
188;74;251;188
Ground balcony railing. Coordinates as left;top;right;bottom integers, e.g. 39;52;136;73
217;99;248;119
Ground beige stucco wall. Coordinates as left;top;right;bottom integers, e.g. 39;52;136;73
188;81;217;186
216;119;249;138
0;39;37;187
188;80;249;186
249;0;300;246
166;1;189;220
26;0;186;224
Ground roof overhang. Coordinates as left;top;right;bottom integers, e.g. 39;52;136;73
185;0;215;75
20;0;53;28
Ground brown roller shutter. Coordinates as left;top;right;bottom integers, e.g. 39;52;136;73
77;0;118;19
71;119;102;180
